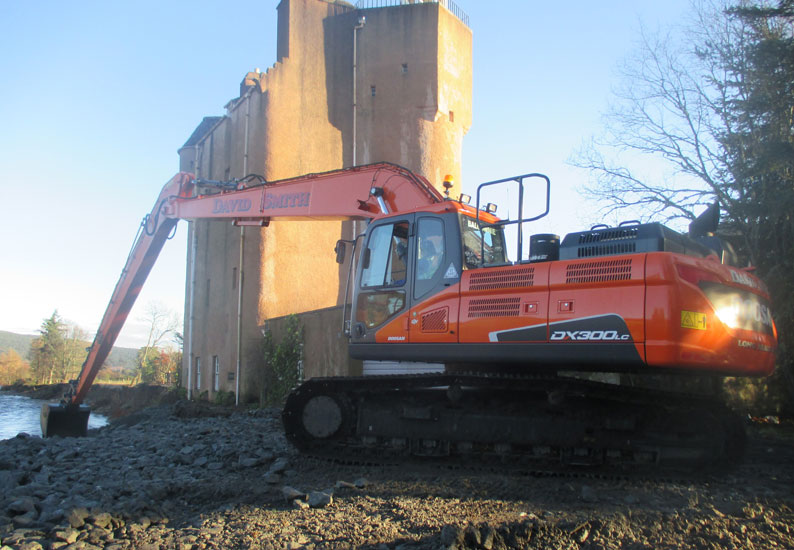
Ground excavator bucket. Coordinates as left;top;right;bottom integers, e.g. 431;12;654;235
40;403;91;438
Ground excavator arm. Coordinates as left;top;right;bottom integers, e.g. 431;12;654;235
168;162;443;223
42;163;443;437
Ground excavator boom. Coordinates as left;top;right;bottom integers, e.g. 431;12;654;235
72;173;192;405
168;163;443;223
42;163;442;437
41;172;191;436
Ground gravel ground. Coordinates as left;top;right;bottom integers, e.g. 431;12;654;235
1;397;793;550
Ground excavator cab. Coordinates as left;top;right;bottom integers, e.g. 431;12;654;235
348;172;551;354
350;211;467;339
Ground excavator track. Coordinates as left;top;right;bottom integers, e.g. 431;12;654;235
282;373;745;473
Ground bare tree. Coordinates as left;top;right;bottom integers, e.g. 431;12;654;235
135;301;179;385
573;0;794;403
572;0;760;229
62;323;89;382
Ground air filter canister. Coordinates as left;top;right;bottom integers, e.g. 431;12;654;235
529;233;560;262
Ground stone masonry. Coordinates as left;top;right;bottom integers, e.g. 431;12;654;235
178;0;472;401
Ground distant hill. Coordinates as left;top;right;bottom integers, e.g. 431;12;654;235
0;331;35;358
0;330;139;370
104;346;139;370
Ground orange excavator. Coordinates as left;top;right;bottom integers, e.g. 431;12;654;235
43;163;777;469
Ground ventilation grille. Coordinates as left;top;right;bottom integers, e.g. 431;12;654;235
566;258;633;284
468;267;534;291
421;308;448;332
468;297;521;318
573;227;639;258
577;226;639;244
576;242;637;258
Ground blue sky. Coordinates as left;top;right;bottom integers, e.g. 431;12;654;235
0;0;691;347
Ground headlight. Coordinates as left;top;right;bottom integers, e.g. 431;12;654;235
700;282;774;334
714;303;741;329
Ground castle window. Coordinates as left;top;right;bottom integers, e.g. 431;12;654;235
213;356;220;392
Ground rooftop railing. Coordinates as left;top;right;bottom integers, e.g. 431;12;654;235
354;0;470;28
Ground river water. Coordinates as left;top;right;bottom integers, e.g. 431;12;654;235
0;392;108;440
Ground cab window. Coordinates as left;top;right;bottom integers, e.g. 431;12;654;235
357;222;408;330
415;217;445;298
360;222;408;288
460;215;507;268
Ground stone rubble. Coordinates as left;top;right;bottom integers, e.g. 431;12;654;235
0;398;793;550
0;403;291;549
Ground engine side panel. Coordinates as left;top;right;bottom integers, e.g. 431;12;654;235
458;263;550;343
355;246;775;377
547;255;646;350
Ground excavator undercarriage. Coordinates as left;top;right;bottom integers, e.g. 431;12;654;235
283;372;745;472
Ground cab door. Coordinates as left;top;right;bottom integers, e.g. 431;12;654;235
408;214;461;343
351;216;413;343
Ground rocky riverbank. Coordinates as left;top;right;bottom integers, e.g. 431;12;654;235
1;395;794;550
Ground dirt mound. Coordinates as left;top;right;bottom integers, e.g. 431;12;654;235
171;399;235;418
0;382;177;418
84;384;174;417
1;382;71;401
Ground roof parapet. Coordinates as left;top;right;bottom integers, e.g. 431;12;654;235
355;0;469;28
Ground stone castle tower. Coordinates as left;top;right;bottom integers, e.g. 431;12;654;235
178;0;471;400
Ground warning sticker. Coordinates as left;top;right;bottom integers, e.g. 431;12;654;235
444;263;458;279
681;311;707;330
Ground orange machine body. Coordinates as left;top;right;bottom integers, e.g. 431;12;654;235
351;205;776;377
71;164;776;408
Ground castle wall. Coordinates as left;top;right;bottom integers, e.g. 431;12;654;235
355;2;472;196
179;0;472;401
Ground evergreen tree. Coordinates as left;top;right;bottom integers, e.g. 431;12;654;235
261;315;304;406
137;346;158;384
721;0;794;393
573;0;794;404
29;311;67;384
29;311;88;384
